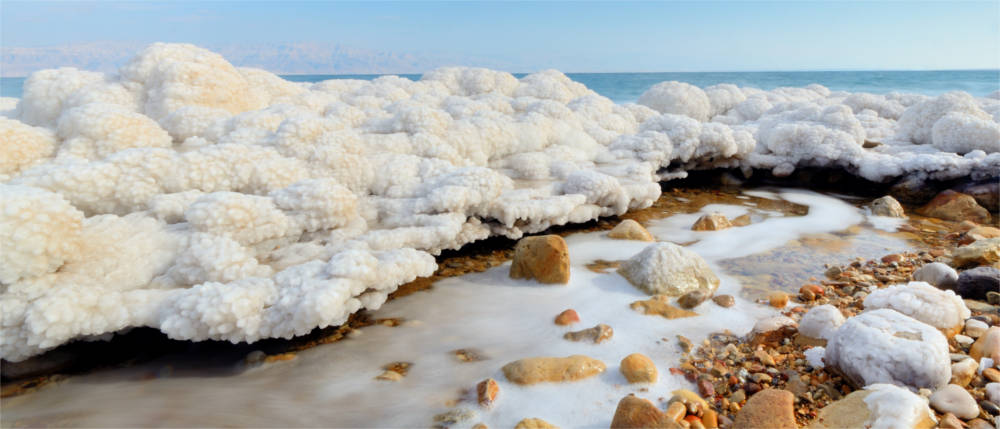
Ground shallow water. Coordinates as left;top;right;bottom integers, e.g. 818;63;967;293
0;189;921;428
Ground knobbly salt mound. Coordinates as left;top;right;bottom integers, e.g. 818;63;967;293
1;43;997;361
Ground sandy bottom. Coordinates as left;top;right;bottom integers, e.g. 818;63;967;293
0;188;920;428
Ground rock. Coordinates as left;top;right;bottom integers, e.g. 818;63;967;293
677;290;709;309
0;349;78;379
376;370;404;381
824;266;843;279
987;382;1000;405
554;309;580;326
955;334;975;347
929;384;979;419
620;353;658;384
968;419;994;429
891;176;940;204
952;238;1000;268
669;389;710;410
692;213;732;231
962;226;1000;244
630;295;699;319
937;413;963;429
748;316;798;347
951;358;978;387
731;389;796;429
862;281;970;333
870;195;906;217
985;368;1000;383
956;267;1000;300
434;409;477;428
515;418;557;429
477;378;499;408
916;190;991;223
610;395;680;429
563;324;613;344
510;235;570;284
502;355;606;385
608;219;654;242
754;349;775;366
970;327;1000;361
824;309;951;390
954;180;1000;212
701;410;718;429
912;262;959;290
981;399;1000;415
990;291;1000;305
768;291;788;308
966;319;989;338
698;378;716;398
732;214;751;227
618;242;720;296
664;401;686;422
807;384;935;429
712;294;735;308
799;304;845;341
798;284;824;301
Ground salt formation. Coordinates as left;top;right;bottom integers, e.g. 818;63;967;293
798;304;845;341
617;242;720;296
863;281;970;332
863;384;937;429
1;42;998;361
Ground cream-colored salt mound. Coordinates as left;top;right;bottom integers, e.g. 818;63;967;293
862;281;970;334
617;242;719;296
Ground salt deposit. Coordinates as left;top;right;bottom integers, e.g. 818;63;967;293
1;42;998;360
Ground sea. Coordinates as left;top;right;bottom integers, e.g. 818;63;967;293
2;70;999;103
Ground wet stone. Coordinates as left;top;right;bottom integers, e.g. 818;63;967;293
678;290;710;309
712;294;735;308
554;309;580;326
563;324;613;344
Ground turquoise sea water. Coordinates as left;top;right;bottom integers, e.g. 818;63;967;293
3;70;998;103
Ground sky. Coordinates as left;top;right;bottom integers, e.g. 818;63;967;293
2;0;999;73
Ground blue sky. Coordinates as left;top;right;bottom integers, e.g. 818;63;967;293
2;1;999;72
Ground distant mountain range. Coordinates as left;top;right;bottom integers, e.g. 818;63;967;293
0;42;525;77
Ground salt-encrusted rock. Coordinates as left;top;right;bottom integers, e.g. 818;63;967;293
862;281;970;334
748;316;798;347
677;290;709;309
870;196;906;218
956;267;1000;300
563;324;613;344
620;353;658;384
965;319;989;338
952;238;1000;267
732;389;796;429
617;242;719;296
501;355;605;385
692;213;732;231
608;219;654;242
917;190;991;223
807;384;935;429
970;327;1000;361
913;262;959;290
799;305;845;341
987;382;1000;405
824;309;951;390
610;395;680;429
514;418;558;429
477;378;499;408
554;309;579;326
509;235;570;284
951;358;978;387
930;384;979;419
630;295;698;319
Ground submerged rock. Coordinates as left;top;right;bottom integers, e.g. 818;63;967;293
692;212;732;231
630;295;699;319
554;309;580;326
618;242;719;296
501;355;605;385
477;378;499;408
509;235;570;284
610;395;680;429
514;418;557;429
956;267;1000;300
870;195;906;217
608;219;654;242
952;238;1000;267
619;353;658;384
929;384;979;419
563;324;613;344
732;389;796;429
712;294;735;308
917;190;991;223
677;290;709;309
913;262;959;290
824;309;950;390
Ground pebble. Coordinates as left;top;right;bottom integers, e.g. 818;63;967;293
610;395;674;428
955;334;974;348
563;324;613;344
768;292;789;308
987;382;1000;405
753;349;775;366
477;378;499;408
502;355;605;385
929;384;979;420
968;419;994;429
957;267;1000;301
553;309;579;326
509;235;570;284
798;284;824;301
990;291;1000;305
678;290;709;309
665;400;687;421
951;358;977;387
620;353;658;384
985;367;1000;383
514;418;557;429
937;413;963;429
870;195;906;217
712;294;735;308
731;389;797;429
697;379;715;399
980;400;1000;415
912;262;959;290
692;213;732;231
971;327;1000;361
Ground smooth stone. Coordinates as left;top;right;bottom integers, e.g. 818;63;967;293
968;419;994;429
970;327;1000;361
870;195;906;217
966;319;989;338
502;355;606;385
986;382;1000;405
630;295;698;319
955;334;975;347
956;267;1000;300
509;235;570;284
768;291;788;308
929;384;979;419
677;290;709;309
554;309;580;326
954;180;1000;212
937;413;963;429
618;242;720;296
731;389;796;429
563;324;613;344
608;219;654;242
952;238;1000;268
916;190;991;223
692;212;732;231
476;378;500;408
951;358;978;387
712;294;735;308
620;353;658;384
912;262;959;290
610;395;681;429
515;418;558;429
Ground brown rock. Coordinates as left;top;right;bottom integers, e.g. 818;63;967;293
748;316;798;347
664;401;686;422
692;213;733;231
554;309;580;326
502;355;606;385
620;353;658;383
701;410;719;429
712;294;735;308
515;418;558;429
608;219;654;242
630;295;699;319
678;290;710;309
610;395;681;429
768;291;789;308
952;238;1000;268
732;214;752;227
961;226;1000;245
477;378;499;408
799;284;824;301
870;195;906;217
731;389;796;429
564;324;614;344
916;190;991;223
510;235;570;284
697;378;716;399
937;413;963;429
983;367;1000;382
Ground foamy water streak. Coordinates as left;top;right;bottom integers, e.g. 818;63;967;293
0;42;997;361
3;190;874;428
